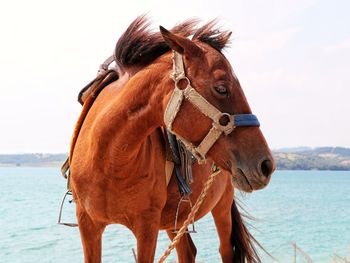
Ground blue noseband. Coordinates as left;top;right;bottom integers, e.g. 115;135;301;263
234;114;260;127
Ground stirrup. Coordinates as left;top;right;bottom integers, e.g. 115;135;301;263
58;190;78;227
172;196;196;233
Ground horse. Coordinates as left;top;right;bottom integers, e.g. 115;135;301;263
69;16;275;263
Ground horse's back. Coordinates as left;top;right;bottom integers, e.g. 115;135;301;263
70;73;131;167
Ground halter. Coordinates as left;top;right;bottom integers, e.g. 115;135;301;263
164;51;260;163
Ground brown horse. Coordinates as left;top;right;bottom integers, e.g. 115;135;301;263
69;16;275;263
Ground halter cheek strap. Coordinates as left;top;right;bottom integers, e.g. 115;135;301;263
164;51;260;163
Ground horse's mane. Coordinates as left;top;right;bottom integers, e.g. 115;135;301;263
114;15;231;71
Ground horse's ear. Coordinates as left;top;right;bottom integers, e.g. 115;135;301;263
159;26;202;57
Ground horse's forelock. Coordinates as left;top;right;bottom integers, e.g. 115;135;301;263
192;20;232;52
114;16;231;71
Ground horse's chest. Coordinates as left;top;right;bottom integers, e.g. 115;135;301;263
80;172;166;223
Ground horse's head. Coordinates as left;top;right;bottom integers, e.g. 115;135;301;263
160;25;275;192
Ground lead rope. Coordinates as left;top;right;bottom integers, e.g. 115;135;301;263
157;165;221;263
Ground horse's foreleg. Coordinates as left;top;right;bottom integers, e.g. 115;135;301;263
76;207;106;263
166;230;197;263
211;186;235;263
133;214;161;263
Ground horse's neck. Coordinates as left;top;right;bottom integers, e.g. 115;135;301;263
94;64;169;167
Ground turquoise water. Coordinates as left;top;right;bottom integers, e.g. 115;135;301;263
0;168;349;263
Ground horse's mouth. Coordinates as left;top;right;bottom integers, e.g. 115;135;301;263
232;168;253;193
232;168;268;192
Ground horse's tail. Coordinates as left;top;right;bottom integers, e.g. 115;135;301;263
231;198;261;263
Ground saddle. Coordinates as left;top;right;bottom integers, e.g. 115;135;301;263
61;58;194;197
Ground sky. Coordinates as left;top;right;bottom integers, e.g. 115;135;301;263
0;0;349;153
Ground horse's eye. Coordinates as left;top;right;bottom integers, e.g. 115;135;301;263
214;86;228;96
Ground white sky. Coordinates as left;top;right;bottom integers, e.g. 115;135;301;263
0;0;349;153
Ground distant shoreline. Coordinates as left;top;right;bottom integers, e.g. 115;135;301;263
1;147;350;171
0;162;63;168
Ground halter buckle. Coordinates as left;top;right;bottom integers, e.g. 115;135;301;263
213;112;235;135
175;77;191;90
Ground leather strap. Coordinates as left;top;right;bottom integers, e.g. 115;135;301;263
165;161;174;186
164;129;193;195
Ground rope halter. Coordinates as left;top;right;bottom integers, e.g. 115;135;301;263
164;51;260;163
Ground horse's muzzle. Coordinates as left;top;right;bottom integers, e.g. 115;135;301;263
232;157;275;192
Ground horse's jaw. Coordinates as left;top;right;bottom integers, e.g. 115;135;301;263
230;167;271;193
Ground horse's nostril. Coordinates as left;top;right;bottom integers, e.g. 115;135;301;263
260;159;273;178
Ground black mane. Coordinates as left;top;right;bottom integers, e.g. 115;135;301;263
114;16;231;71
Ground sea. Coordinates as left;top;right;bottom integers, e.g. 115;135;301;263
0;168;349;263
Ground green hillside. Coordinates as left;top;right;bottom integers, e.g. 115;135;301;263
273;147;350;170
